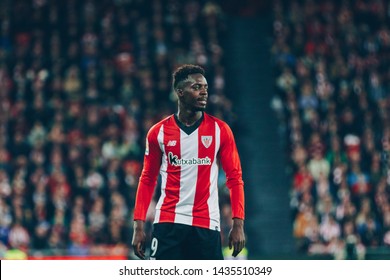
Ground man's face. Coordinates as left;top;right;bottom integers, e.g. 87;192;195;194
178;73;208;112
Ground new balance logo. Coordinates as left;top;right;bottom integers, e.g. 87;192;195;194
167;140;177;147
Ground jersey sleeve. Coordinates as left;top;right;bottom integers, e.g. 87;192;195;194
218;122;245;220
133;125;162;221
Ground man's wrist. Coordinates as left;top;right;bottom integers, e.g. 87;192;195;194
133;220;145;231
232;218;244;228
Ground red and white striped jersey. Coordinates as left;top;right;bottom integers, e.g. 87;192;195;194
134;113;244;231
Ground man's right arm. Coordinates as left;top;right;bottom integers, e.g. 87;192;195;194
132;126;162;259
133;126;162;221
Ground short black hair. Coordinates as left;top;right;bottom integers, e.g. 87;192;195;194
172;64;205;89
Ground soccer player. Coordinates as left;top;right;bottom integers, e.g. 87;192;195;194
132;64;245;260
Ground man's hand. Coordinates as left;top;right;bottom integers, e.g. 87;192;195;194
132;220;146;259
228;218;245;257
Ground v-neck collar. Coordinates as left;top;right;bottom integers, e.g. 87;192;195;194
174;113;204;135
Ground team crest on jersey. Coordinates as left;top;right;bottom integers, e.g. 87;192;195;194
201;136;212;148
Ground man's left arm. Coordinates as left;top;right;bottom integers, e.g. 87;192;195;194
219;122;245;257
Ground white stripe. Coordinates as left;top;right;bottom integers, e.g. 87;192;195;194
174;129;199;225
154;125;165;223
207;122;221;229
174;213;194;225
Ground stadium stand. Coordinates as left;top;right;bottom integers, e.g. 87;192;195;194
0;0;235;259
3;0;389;261
271;0;390;259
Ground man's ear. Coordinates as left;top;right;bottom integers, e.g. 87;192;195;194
176;88;184;96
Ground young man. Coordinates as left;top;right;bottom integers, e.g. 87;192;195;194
132;64;245;260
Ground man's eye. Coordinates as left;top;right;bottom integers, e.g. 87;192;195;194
192;85;207;90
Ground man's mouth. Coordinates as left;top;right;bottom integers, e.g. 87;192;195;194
198;99;207;105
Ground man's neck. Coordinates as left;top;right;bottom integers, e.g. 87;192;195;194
176;110;203;127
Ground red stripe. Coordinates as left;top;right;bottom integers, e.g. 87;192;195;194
193;117;215;228
159;118;181;222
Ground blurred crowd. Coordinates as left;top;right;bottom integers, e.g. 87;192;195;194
271;0;390;258
0;0;235;258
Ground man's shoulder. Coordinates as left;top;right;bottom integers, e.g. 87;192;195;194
149;114;175;132
204;113;229;128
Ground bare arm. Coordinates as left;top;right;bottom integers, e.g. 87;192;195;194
228;218;245;257
132;220;146;260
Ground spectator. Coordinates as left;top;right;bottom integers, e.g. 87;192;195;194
293;204;320;253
